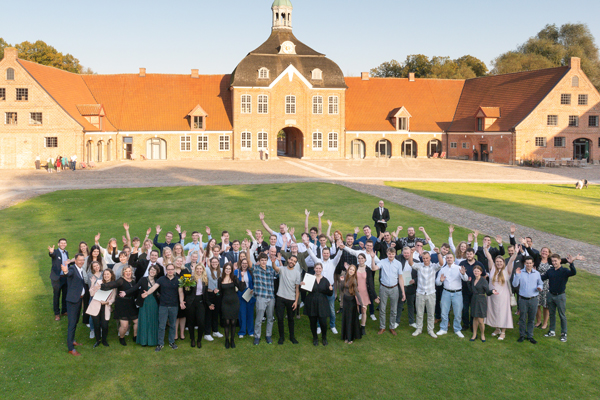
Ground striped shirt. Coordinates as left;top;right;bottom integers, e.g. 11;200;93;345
411;261;442;295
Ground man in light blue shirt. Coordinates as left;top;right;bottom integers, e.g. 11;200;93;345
512;256;543;344
374;248;406;335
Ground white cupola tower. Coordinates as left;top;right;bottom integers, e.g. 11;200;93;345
272;0;293;31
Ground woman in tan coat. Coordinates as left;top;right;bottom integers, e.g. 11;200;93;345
87;269;117;347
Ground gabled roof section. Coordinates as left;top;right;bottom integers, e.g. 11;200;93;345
77;104;105;116
345;77;465;132
82;74;233;131
390;106;412;119
187;104;208;117
448;66;569;132
18;59;110;131
477;106;500;118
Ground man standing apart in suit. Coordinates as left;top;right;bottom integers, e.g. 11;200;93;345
372;200;390;237
49;239;69;321
61;253;86;356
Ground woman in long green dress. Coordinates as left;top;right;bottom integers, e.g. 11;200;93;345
136;265;160;346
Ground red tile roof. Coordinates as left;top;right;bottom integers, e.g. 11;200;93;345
448;66;569;132
82;74;233;131
345;77;465;132
18;59;108;131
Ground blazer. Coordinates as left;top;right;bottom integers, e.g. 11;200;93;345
49;249;69;281
182;280;212;306
224;250;242;264
86;279;116;320
135;258;164;282
372;207;390;224
65;265;86;303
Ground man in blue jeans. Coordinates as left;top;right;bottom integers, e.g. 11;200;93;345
142;263;180;351
435;253;468;338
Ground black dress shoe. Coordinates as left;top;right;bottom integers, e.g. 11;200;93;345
322;339;328;346
313;339;319;346
133;336;137;343
231;339;236;349
93;341;101;348
102;341;109;347
197;341;202;349
517;336;525;343
278;337;284;345
119;338;127;346
290;337;299;344
361;326;366;336
529;338;537;344
225;339;230;349
191;340;196;348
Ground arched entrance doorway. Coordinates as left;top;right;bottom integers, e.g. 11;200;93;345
427;139;442;158
278;127;304;158
401;139;417;158
351;139;365;159
573;138;590;161
146;138;167;160
376;139;391;158
86;140;93;163
97;141;104;162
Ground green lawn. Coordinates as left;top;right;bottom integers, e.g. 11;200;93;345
385;182;600;245
1;183;598;400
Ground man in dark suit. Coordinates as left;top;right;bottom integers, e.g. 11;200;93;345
224;240;242;264
474;232;505;273
372;200;390;237
135;250;163;282
49;239;70;320
62;253;86;356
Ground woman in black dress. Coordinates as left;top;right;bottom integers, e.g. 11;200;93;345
339;264;365;344
302;263;333;346
100;266;139;346
180;264;213;348
469;265;498;342
217;263;246;349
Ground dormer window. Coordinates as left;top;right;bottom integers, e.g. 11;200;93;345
258;68;269;79
312;69;322;80
77;104;105;130
390;106;412;131
475;107;500;132
187;104;208;131
6;68;14;80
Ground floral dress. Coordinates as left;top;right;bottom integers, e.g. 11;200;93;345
537;262;551;308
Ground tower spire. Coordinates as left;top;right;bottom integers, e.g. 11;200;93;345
272;0;293;31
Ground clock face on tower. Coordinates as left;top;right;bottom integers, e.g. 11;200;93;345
279;41;296;55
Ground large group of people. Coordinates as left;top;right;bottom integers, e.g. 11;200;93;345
49;201;581;356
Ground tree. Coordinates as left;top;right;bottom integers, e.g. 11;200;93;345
0;38;9;59
16;40;83;73
403;54;432;78
370;54;487;79
455;55;488;76
370;59;403;77
491;52;555;75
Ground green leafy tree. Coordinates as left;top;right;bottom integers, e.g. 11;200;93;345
15;40;83;73
403;54;432;78
371;54;486;79
0;38;9;59
455;55;488;76
370;59;403;77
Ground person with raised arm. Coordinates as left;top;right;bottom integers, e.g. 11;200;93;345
408;249;442;338
341;238;380;321
435;253;468;338
94;233;120;270
61;253;86;356
181;227;212;255
448;225;470;264
483;244;517;340
301;263;333;346
542;254;577;342
458;247;486;331
474;232;505;272
512;256;543;344
468;265;499;342
395;226;427;249
259;212;292;249
153;225;182;256
49;239;70;320
372;247;406;336
180;264;212;348
274;247;301;345
304;209;324;245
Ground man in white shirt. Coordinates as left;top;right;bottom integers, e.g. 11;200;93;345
374;248;406;336
308;244;344;334
409;251;442;338
435;253;468;338
259;212;292;248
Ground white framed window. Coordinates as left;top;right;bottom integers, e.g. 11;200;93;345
578;94;588;105
312;131;322;150
561;94;571;105
398;117;408;131
30;112;42;125
535;137;547;147
219;135;230;151
450;142;457;148
328;96;339;114
6;68;14;80
569;115;579;127
45;137;58;148
462;142;468;149
572;76;579;87
16;88;28;101
547;115;558;126
180;135;191;151
312;96;323;114
285;95;296;114
192;116;204;130
5;112;17;124
257;131;268;150
554;137;565;147
241;95;251;114
328;132;338;150
589;115;599;127
312;69;322;80
197;135;208;151
258;95;268;114
258;68;269;79
241;131;252;150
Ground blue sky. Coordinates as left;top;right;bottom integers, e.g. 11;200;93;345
3;0;600;75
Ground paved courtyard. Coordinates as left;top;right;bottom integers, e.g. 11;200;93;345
3;158;599;275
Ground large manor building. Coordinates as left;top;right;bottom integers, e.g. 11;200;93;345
1;0;599;169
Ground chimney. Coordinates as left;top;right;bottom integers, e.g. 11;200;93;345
191;69;199;79
569;57;581;70
139;68;146;77
361;72;369;81
408;72;415;82
3;47;18;60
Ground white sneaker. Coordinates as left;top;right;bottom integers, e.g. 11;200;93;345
392;322;399;329
317;327;322;334
125;329;130;336
428;331;438;338
412;329;422;336
409;323;417;328
455;331;464;338
239;335;244;339
213;331;223;338
331;327;338;334
370;314;377;321
436;330;447;336
300;302;304;308
86;324;90;328
185;327;189;331
204;335;214;342
90;331;95;339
